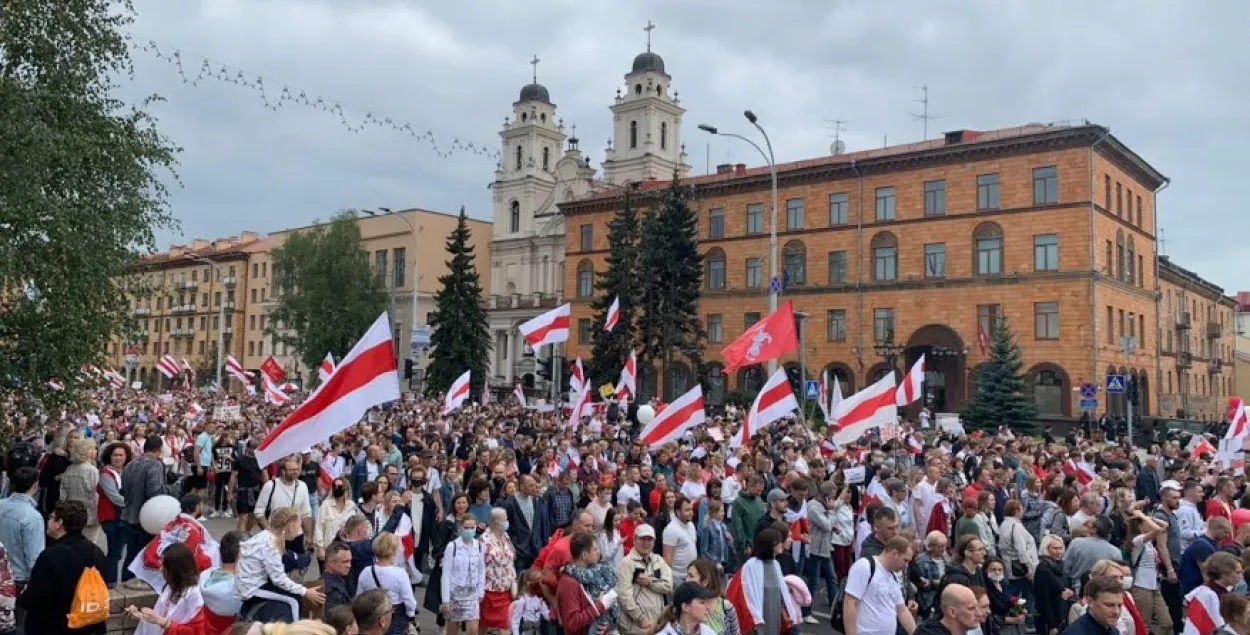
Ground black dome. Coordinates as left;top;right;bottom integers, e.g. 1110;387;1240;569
631;51;666;75
518;83;550;103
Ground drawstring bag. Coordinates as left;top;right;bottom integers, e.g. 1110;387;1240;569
67;550;110;629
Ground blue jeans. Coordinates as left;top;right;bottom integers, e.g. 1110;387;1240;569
805;554;838;611
102;520;129;584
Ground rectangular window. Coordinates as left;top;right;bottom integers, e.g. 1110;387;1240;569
978;304;1000;338
577;319;591;344
829;193;849;226
828;251;848;283
262;262;267;278
924;180;946;216
251;264;258;278
873;308;895;343
708;208;725;239
745;258;763;288
1032;166;1059;204
744;312;761;330
1034;302;1060;339
1105;306;1114;344
707;314;724;343
198;341;205;354
1116;182;1123;217
1034;234;1059;271
258;341;264;356
375;250;388;283
251;288;258;303
924;243;947;278
746;204;764;234
580;224;593;251
706;256;726;290
1140;315;1146;346
976;237;1003;275
1137;195;1143;226
977;174;1000;211
393;247;406;287
1105;240;1113;276
874;246;897;281
1138;255;1144;288
201;293;208;307
875;187;896;221
786;198;804;230
826;309;847;342
248;342;255;356
249;315;256;330
1104;174;1112;210
1118;309;1125;341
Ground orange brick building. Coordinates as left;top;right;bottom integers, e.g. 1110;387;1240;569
559;122;1236;422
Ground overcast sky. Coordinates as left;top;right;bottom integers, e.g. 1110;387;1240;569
123;0;1247;295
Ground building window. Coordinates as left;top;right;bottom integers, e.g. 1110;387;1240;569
782;240;805;285
576;261;593;297
629;121;638;149
871;232;898;281
1105;240;1113;276
924;243;946;278
977;173;1000;211
973;222;1004;275
251;289;257;303
578;319;591;344
875;187;896;221
1138;255;1144;288
542;147;550;171
744;312;761;330
375;250;388;284
978;304;1000;338
826;309;847;342
1033;166;1058;204
705;249;726;290
509;201;520;233
1115;231;1125;282
1033;370;1064;415
248;342;255;356
746;204;764;234
515;145;523;170
249;315;256;330
262;262;267;278
828;251;848;284
660;122;667;150
393;248;406;287
1104;174;1111;210
707;314;723;343
1034;234;1059;271
580;224;593;251
1137;195;1143;226
785;198;804;230
873;308;895;343
1118;309;1125;341
924;180;946;216
708;208;725;239
745;258;763;288
829;192;849;226
201;293;208;307
1034;302;1060;339
1126;236;1136;285
1115;182;1123;217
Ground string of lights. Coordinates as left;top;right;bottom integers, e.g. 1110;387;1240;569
123;33;501;162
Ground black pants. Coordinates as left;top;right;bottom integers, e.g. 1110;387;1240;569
123;522;153;573
242;581;302;623
1162;577;1183;635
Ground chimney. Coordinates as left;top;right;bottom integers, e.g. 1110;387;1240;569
190;238;209;250
715;163;733;174
734;163;747;176
239;231;259;244
944;130;965;145
169;246;185;258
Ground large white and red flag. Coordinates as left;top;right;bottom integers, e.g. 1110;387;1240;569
896;354;926;406
128;513;220;593
513;383;527;407
443;370;471;415
263;374;289;406
181;358;196;376
1183;584;1223;635
157;354;180;379
318;353;336;384
732;368;797;448
830;375;844;423
1224;397;1247;441
256;313;400;468
105;368;125;390
569;357;586;396
640;385;706;450
566;382;591;430
818;371;832;421
224;355;252;384
519;303;571;349
615;350;637;402
831;372;898;445
604;296;621;332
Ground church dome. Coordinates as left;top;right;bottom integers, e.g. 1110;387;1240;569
631;51;666;75
518;83;551;103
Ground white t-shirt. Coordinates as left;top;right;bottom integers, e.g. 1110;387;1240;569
1131;534;1159;590
255;479;312;537
845;556;903;635
616;482;641;507
663;519;698;578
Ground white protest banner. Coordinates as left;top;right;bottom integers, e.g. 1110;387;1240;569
844;466;866;484
213;405;242;422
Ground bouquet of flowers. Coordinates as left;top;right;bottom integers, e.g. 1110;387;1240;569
1008;596;1028;617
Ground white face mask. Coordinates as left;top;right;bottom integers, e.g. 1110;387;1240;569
987;572;1004;583
1122;576;1134;590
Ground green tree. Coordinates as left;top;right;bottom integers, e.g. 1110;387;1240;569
636;175;705;401
425;207;490;397
961;317;1040;433
0;0;179;410
267;211;388;374
586;188;641;389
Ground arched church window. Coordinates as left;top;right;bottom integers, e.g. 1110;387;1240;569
520;112;527;122
542;147;550;171
540;113;546;123
629;121;638;149
509;201;520;233
660;122;668;150
515;145;523;171
635;84;642;95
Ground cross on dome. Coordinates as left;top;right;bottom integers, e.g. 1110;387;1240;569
530;54;540;83
644;21;655;52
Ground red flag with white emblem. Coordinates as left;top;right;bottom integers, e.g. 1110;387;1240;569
720;300;798;372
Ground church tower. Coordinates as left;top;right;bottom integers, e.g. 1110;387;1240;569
602;22;689;185
492;55;566;242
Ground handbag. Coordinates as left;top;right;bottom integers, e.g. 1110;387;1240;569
1008;522;1028;578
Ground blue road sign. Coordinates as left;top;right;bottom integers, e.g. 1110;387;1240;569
1080;398;1099;411
1079;383;1098;399
1105;375;1127;394
805;380;820;400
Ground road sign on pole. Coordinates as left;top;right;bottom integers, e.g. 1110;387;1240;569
805;380;819;400
1080;398;1099;411
1105;375;1126;394
1079;383;1098;399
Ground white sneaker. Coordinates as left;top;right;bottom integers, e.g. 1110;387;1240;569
209;511;221;519
803;616;819;624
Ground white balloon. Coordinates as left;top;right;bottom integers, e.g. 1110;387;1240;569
139;495;181;535
637;405;656;426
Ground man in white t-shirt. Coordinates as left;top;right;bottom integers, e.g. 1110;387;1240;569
662;497;698;586
843;535;917;635
617;466;642;507
255;458;313;555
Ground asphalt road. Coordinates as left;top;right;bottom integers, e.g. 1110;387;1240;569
200;514;842;635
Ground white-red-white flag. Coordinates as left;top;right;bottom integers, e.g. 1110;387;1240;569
567;382;591;430
733;368;797;448
570;357;586;396
318;352;336;384
106;368;125;390
181;358;195;375
48;378;65;392
830;375;844;415
513;383;527;407
263;374;289;406
1224;397;1247;441
604;296;620;332
224;355;252;384
518;303;571;349
443;370;471;415
818;370;832;421
896;354;926;406
1183;584;1223;635
831;372;898;444
256;313;400;468
157;354;180;379
187;402;204;418
640;385;706;450
615;349;637;402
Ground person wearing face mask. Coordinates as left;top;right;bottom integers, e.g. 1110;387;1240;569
315;478;358;574
441;513;487;635
1067;560;1139;635
982;557;1025;635
480;509;516;635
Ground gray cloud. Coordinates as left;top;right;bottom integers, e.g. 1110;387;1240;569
122;0;1247;294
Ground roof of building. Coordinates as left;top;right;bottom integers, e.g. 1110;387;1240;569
631;51;666;75
1236;291;1250;312
1159;256;1236;304
130;233;262;269
518;83;551;104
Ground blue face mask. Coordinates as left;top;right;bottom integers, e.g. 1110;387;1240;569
503;521;510;532
462;528;476;541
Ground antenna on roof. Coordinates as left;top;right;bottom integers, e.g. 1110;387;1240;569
1159;227;1167;256
910;84;940;140
823;118;848;155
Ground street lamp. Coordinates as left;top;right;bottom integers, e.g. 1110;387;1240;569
873;332;906;380
699;111;779;373
185;255;227;390
361;208;420;378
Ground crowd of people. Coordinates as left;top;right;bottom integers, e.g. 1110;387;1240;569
0;384;1245;635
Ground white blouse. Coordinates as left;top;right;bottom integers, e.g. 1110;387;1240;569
441;538;487;604
357;563;417;618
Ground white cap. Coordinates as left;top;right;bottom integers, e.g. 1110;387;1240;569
1161;479;1182;492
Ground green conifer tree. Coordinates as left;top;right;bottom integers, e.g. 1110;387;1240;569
961;317;1040;433
425;207;491;397
587;189;641;389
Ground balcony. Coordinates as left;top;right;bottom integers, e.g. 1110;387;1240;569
224;300;237;310
1176;312;1191;330
221;276;238;287
1176;351;1193;368
178;281;198;291
486;293;564;310
171;328;193;338
1207;322;1222;339
1210;359;1223;375
170;304;195;315
132;307;150;316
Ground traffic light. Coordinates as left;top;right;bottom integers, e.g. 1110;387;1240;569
537;357;553;381
561;360;575;391
404;359;414;379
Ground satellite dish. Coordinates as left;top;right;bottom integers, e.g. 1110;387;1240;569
831;139;846;155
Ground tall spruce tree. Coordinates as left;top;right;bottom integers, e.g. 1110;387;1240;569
637;176;705;400
961;316;1039;433
586;189;641;389
426;207;490;397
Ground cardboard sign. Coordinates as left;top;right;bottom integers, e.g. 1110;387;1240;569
213;405;242;422
844;466;866;484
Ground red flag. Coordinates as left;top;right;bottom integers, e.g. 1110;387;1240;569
977;323;990;357
260;356;286;383
720;300;799;372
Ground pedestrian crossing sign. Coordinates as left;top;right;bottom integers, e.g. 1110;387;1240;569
1105;375;1126;394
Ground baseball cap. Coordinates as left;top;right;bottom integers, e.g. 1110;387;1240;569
672;581;718;607
634;524;656;539
767;488;788;503
1160;479;1182;492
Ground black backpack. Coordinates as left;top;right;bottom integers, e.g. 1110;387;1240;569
830;556;876;632
6;440;39;474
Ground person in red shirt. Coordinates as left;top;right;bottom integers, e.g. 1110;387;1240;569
619;501;645;555
1208;476;1236;522
1232;491;1250;533
555;533;616;635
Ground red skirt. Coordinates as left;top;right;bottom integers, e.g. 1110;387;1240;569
480;589;512;630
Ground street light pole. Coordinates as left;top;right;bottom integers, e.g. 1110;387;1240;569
187;255;225;390
698;111;779;373
364;208;420;378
